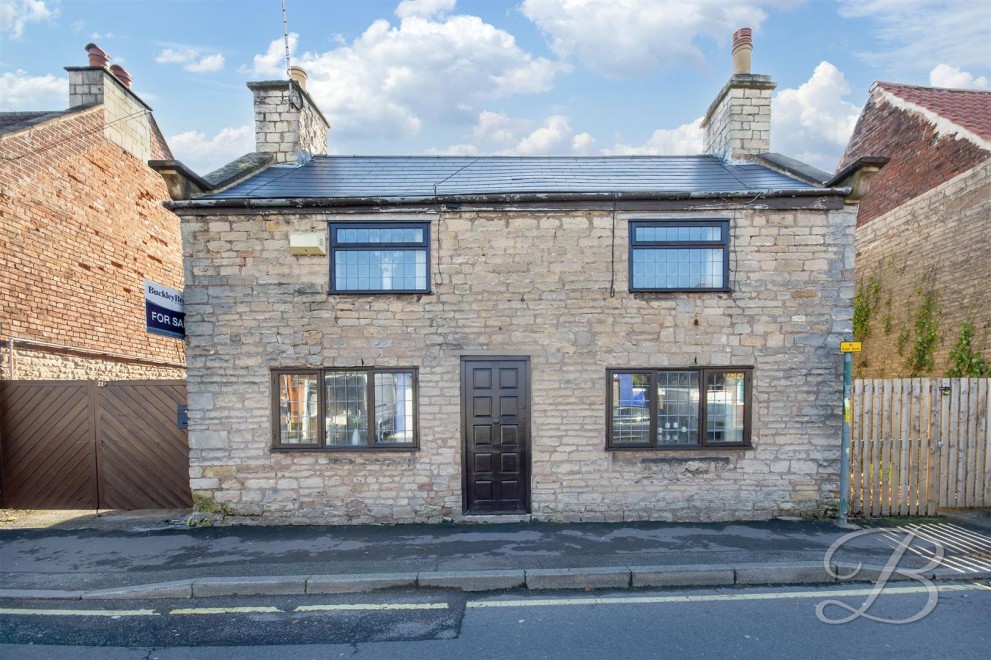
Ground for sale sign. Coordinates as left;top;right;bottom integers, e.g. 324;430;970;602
145;280;185;340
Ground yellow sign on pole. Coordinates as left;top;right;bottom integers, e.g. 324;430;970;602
840;342;862;353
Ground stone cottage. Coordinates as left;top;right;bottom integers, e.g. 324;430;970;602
838;83;991;377
162;30;875;524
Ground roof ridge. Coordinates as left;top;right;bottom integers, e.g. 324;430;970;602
876;80;991;95
873;82;991;149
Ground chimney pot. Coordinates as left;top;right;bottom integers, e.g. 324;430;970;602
85;42;110;69
731;28;753;75
110;64;132;89
289;66;308;91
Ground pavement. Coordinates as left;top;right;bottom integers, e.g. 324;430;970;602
1;508;990;600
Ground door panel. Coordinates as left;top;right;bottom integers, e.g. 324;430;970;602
462;358;530;514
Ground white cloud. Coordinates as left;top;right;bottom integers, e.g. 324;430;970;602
501;115;594;155
424;143;479;155
156;48;225;73
604;118;703;155
771;61;860;171
520;0;799;78
929;64;990;90
186;53;225;73
473;111;531;144
395;0;455;19
282;10;565;142
838;0;991;75
168;125;254;174
0;70;65;110
0;0;54;39
247;33;297;78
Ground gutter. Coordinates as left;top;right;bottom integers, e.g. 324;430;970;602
165;187;852;211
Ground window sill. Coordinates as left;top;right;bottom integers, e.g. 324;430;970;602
326;290;432;296
271;446;419;453
629;288;733;294
606;444;751;452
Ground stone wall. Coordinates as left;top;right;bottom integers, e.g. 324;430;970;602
0;344;184;381
180;200;855;524
0;104;185;379
854;159;991;376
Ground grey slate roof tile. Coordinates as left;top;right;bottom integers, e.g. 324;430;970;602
202;155;820;200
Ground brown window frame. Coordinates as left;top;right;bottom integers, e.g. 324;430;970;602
605;367;753;450
271;367;420;452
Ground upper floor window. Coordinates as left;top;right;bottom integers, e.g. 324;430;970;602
607;367;752;449
629;220;729;292
330;223;430;293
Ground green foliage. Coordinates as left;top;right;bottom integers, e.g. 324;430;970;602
192;495;236;516
853;275;882;342
883;315;892;335
946;321;989;377
896;328;910;356
906;287;940;376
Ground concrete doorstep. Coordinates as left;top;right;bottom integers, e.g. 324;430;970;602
1;561;988;601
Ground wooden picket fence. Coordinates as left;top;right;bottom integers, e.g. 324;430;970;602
850;378;990;516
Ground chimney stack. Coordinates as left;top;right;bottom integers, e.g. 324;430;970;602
247;67;330;165
701;28;776;161
65;43;156;162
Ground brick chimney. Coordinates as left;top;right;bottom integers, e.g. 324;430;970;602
247;67;330;165
65;43;155;162
701;28;776;161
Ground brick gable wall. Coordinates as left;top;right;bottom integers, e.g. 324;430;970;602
839;93;991;227
0;107;185;379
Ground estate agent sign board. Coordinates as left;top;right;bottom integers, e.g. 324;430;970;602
145;280;185;340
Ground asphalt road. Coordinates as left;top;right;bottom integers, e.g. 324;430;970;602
2;581;990;659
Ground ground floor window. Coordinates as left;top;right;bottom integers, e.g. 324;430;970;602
607;367;752;449
273;368;418;450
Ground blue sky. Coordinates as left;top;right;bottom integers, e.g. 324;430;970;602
2;0;989;174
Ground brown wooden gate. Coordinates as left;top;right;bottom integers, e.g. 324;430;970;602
0;380;191;509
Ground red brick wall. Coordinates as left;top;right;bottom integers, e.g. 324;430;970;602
0;106;185;370
839;92;991;227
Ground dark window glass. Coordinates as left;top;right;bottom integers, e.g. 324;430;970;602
610;372;651;445
273;368;418;450
276;373;319;445
330;223;430;293
630;220;729;291
606;368;751;449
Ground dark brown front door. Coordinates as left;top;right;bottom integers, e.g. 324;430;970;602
461;357;530;514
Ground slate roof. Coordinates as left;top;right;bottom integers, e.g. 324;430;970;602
877;82;991;143
0;111;57;135
202;155;822;201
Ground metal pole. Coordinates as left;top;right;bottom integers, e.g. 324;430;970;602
839;351;852;525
